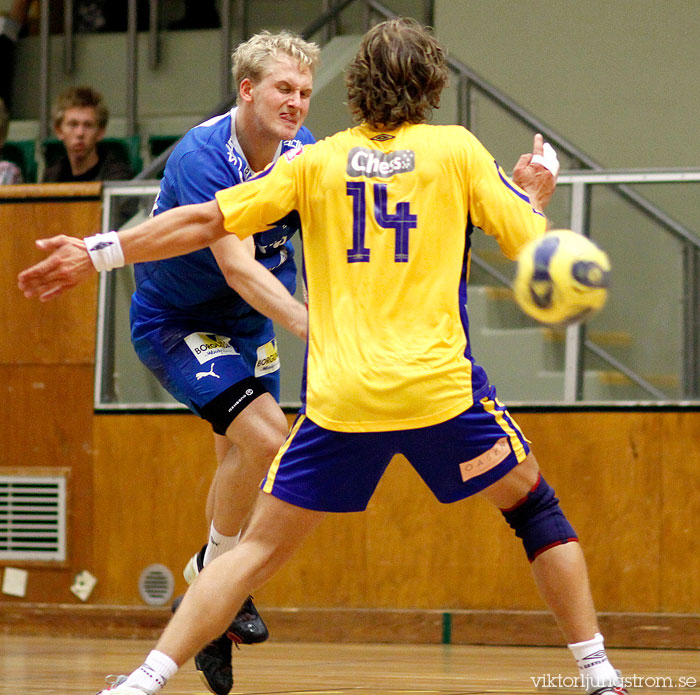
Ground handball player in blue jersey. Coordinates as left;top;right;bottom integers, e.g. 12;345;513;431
20;18;627;695
129;31;317;695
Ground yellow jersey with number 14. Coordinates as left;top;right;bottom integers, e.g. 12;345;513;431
215;123;547;432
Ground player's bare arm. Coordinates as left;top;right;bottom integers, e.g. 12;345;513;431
512;133;559;212
211;234;308;342
18;199;227;302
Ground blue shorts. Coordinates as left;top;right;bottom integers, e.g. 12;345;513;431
130;298;281;434
261;385;531;511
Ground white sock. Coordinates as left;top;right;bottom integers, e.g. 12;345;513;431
202;523;240;567
123;650;178;693
568;633;620;691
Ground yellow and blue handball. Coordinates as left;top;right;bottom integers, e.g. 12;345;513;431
512;229;611;327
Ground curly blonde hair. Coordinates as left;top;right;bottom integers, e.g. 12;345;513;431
345;17;449;130
232;30;320;88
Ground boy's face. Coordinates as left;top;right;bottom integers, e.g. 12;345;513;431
55;106;104;159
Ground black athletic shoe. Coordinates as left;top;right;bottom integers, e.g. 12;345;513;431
194;633;233;695
172;592;269;645
169;593;267;695
226;595;269;645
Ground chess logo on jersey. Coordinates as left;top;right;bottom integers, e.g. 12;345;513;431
184;332;239;364
370;133;395;142
346;147;415;178
255;339;280;377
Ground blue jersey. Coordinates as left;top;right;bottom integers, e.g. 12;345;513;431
132;107;315;318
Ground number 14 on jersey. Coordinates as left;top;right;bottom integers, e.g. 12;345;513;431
346;181;417;263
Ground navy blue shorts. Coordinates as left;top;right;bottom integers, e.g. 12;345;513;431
261;385;530;511
130;302;281;433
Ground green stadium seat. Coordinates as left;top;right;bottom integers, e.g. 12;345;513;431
145;134;182;178
148;134;181;158
3;139;38;183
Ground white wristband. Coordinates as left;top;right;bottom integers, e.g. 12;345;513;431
84;231;125;272
530;142;560;177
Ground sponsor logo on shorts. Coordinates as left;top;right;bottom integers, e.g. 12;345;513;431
195;363;220;380
346;147;415;178
255;339;280;377
459;437;511;483
184;332;239;365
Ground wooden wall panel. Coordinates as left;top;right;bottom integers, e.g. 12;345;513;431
88;410;699;616
516;412;663;613
0;187;102;604
364;456;539;610
0;186;100;365
0;365;94;602
659;411;700;611
91;414;214;604
256;510;369;607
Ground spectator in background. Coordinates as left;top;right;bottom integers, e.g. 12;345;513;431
42;86;133;182
0;0;31;111
0;97;22;184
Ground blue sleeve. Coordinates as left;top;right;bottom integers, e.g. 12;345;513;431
171;147;242;206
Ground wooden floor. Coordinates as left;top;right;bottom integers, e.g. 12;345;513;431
0;635;697;695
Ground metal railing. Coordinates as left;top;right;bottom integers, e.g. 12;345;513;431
552;169;700;401
96;170;700;409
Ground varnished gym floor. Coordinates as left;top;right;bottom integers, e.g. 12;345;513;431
1;635;697;695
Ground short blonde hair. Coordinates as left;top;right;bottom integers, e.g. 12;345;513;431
52;86;109;130
232;30;320;89
0;98;9;148
346;17;448;130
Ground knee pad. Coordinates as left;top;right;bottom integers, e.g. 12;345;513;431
501;473;578;562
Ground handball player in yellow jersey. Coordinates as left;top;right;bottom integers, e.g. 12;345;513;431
19;17;626;695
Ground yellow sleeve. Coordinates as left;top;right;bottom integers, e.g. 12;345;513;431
214;146;303;240
464;132;547;260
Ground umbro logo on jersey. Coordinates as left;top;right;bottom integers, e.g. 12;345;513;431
370;133;395;141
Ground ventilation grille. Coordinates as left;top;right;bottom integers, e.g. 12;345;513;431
0;475;67;562
138;564;174;606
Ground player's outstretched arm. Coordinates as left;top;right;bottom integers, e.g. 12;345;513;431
211;234;308;342
18;200;227;302
512;133;559;213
